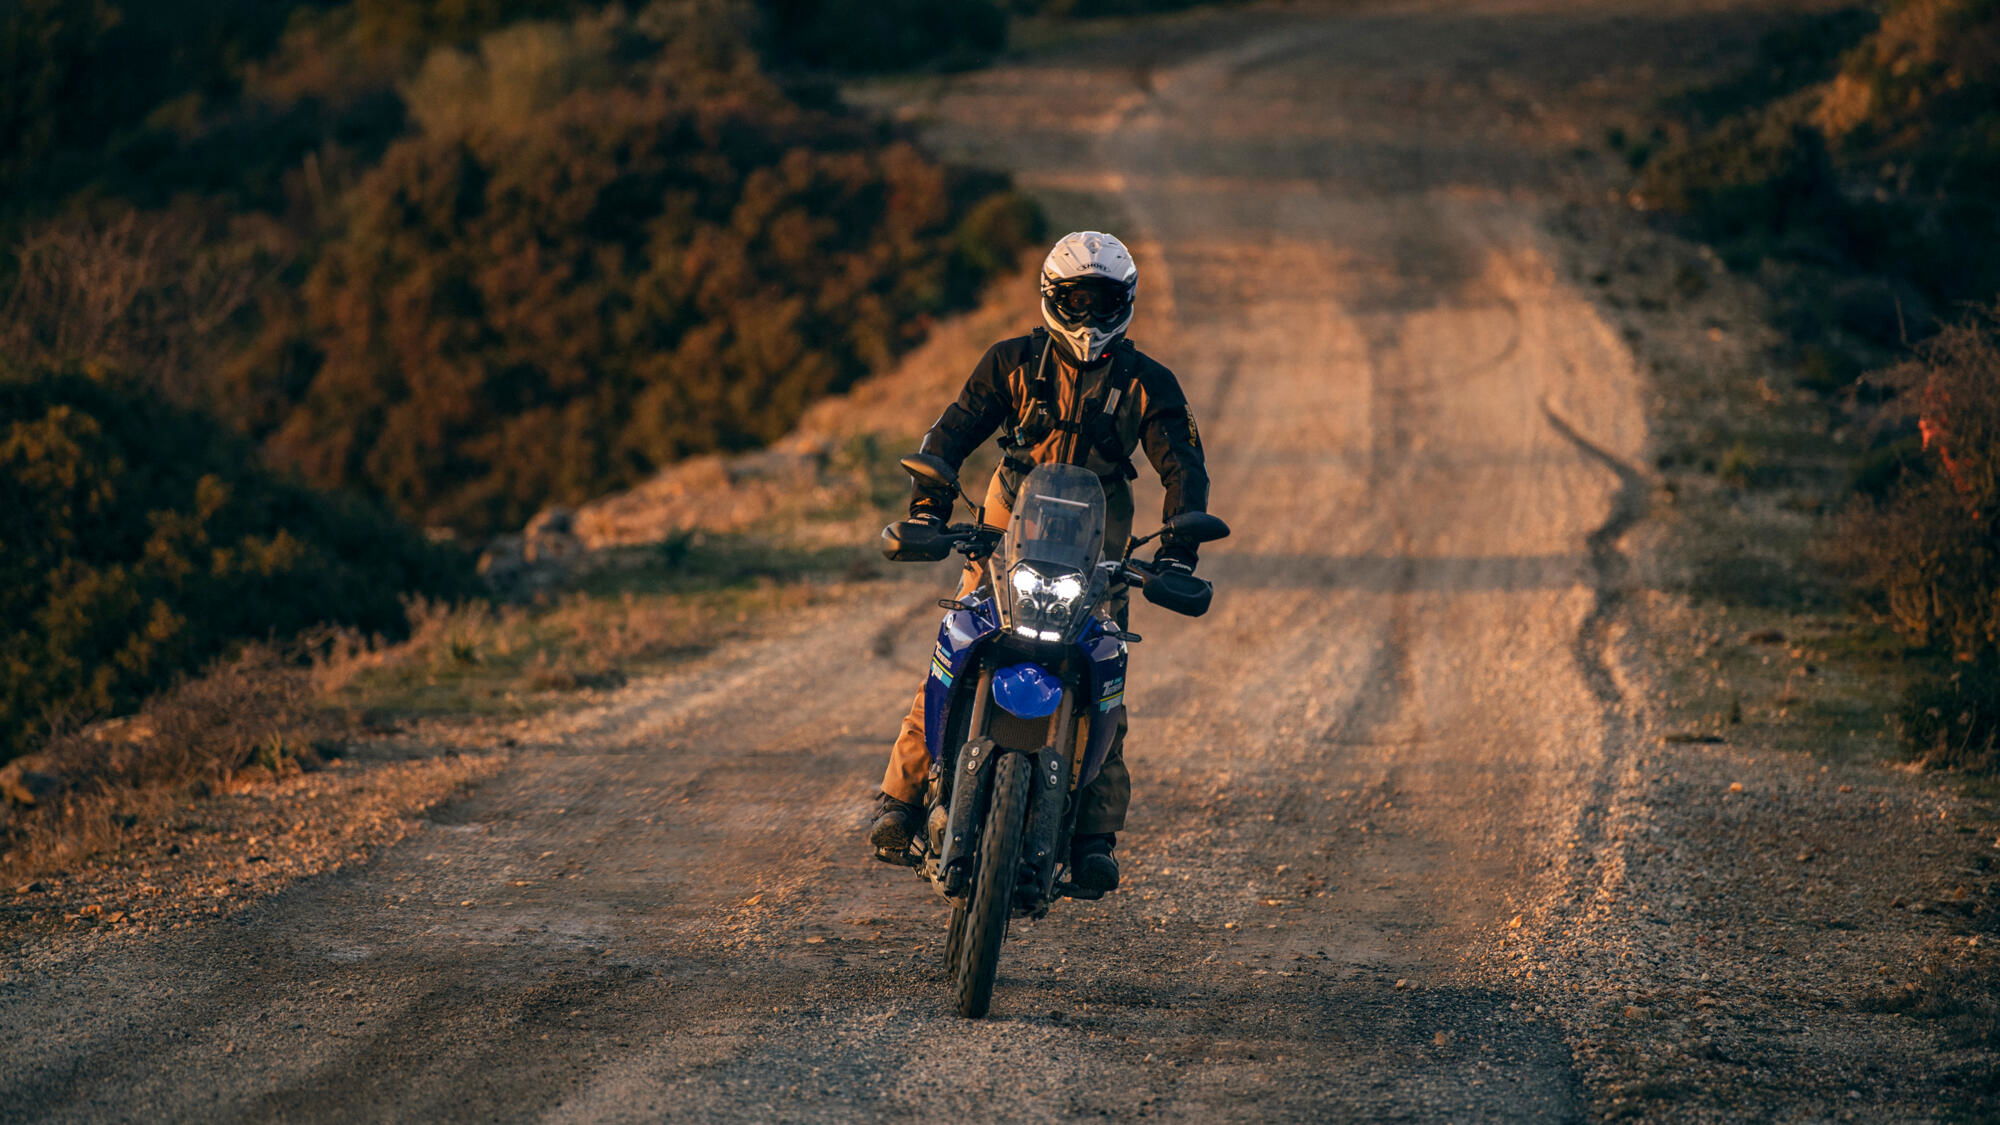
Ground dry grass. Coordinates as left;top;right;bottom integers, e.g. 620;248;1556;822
0;526;862;884
0;645;326;882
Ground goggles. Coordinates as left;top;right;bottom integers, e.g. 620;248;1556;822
1047;278;1132;324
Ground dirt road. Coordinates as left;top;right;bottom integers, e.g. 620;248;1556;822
2;1;1978;1120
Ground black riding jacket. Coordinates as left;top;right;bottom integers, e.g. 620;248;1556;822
910;330;1209;555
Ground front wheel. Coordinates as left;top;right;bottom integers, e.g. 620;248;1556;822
954;751;1031;1018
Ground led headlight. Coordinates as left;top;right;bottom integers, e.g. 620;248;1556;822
1006;563;1088;640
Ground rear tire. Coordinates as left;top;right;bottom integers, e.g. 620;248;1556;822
954;752;1030;1018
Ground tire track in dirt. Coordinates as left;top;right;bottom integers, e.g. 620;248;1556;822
1538;399;1650;711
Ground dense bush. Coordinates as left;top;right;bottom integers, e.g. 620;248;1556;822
1639;0;2000;315
0;368;470;763
1846;310;2000;651
1842;308;2000;764
0;0;316;209
236;12;1037;534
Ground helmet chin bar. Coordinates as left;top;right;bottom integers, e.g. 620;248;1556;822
1042;301;1128;364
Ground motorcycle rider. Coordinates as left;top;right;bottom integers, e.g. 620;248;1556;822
868;230;1211;893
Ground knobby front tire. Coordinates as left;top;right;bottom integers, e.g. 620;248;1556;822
955;751;1030;1018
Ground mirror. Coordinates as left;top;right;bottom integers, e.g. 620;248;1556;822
1143;569;1213;617
1162;511;1231;545
880;519;952;562
899;453;960;494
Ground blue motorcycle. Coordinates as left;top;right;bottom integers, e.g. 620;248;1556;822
880;455;1229;1017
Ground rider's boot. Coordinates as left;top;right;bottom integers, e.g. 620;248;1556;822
868;793;924;852
1071;833;1120;892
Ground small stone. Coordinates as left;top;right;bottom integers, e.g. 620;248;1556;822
1728;782;1744;793
1394;979;1410;990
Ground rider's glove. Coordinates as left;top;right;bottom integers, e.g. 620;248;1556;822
905;506;947;528
963;526;1002;560
1153;545;1198;575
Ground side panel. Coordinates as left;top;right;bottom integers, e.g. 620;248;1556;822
924;596;999;761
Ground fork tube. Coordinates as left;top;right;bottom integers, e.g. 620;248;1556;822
966;665;992;740
937;668;997;887
1028;699;1078;902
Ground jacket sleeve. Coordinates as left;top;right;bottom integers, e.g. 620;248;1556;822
910;341;1015;518
1138;361;1211;521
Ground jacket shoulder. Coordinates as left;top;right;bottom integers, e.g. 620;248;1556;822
983;333;1041;370
1123;345;1185;402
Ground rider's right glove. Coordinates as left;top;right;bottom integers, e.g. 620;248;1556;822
1153;545;1198;575
905;506;947;528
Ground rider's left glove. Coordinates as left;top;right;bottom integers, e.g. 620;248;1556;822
964;526;1003;560
1153;545;1198;574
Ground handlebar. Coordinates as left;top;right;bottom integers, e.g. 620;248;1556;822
879;520;1214;617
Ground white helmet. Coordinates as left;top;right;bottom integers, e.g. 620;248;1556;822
1040;231;1136;364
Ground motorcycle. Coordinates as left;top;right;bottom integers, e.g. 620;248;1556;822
877;453;1229;1017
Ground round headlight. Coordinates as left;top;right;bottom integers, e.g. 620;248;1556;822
1011;567;1039;594
1050;575;1083;601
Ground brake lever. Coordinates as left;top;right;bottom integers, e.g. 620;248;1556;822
1118;559;1156;587
953;527;1001;560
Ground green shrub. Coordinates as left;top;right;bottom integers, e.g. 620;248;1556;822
0;0;327;211
0;366;470;762
1638;0;2000;313
1843;308;2000;766
238;11;1036;534
1845;309;2000;655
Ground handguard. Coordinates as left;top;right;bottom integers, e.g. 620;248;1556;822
1141;566;1214;617
881;519;952;562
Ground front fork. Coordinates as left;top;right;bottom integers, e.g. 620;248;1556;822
935;669;994;895
935;667;1080;908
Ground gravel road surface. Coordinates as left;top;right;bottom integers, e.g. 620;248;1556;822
5;1;1986;1120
